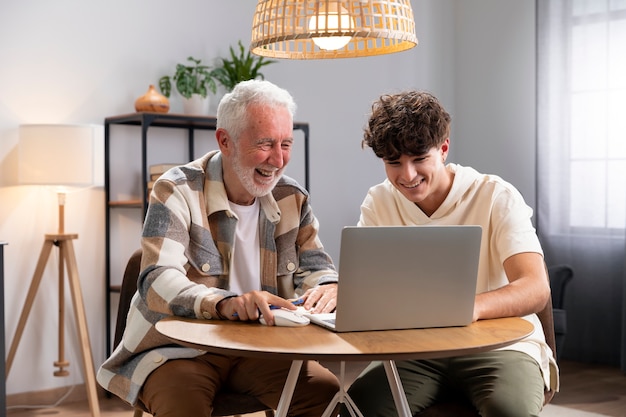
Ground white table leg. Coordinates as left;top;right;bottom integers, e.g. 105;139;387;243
341;392;366;417
383;360;412;417
275;360;304;417
276;360;409;417
320;362;365;417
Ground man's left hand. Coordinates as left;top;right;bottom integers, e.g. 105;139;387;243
300;283;337;314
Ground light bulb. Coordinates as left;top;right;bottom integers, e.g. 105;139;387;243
308;3;354;51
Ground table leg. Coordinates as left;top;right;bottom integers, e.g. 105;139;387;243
274;360;304;417
275;360;410;417
320;362;365;417
383;360;412;417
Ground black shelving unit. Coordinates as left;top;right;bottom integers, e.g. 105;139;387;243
104;112;310;356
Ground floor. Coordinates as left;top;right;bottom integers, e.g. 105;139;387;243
6;360;626;417
549;360;626;417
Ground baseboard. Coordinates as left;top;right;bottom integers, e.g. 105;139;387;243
7;383;109;407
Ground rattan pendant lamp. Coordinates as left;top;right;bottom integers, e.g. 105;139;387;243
251;0;418;59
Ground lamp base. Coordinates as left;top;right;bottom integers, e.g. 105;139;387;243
53;365;70;377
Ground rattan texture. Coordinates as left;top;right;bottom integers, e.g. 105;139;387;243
251;0;418;59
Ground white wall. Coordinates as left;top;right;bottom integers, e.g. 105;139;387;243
0;0;536;396
452;0;537;209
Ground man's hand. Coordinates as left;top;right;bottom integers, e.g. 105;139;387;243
217;291;297;324
300;283;337;314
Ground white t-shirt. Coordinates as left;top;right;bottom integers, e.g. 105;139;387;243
228;199;261;295
359;163;558;392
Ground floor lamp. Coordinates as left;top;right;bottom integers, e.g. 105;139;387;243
7;124;101;417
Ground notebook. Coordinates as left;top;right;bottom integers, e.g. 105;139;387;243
303;225;482;332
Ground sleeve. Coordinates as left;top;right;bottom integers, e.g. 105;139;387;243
489;185;543;263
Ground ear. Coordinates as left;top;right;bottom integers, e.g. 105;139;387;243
216;128;232;155
440;138;450;160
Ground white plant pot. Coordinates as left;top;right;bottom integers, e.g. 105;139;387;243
182;94;210;115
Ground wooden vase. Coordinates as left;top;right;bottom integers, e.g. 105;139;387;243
135;85;170;113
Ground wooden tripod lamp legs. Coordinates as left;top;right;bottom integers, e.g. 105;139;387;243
6;234;101;417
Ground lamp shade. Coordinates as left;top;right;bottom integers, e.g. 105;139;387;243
18;124;98;187
251;0;418;59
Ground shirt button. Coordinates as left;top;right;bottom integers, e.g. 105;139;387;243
287;262;296;272
201;263;210;272
202;310;212;320
153;356;163;363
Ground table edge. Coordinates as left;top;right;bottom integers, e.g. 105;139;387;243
156;317;534;362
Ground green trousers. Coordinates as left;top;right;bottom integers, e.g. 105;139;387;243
343;350;545;417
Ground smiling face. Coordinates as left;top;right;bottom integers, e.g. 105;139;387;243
384;139;453;216
363;91;453;216
218;103;294;205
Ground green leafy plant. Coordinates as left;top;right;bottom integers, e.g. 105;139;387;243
158;56;217;99
212;41;277;92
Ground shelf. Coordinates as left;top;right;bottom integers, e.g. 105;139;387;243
104;112;311;360
105;112;217;130
108;200;142;208
105;112;309;135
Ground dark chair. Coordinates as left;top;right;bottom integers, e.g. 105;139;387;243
115;249;275;417
547;264;574;359
413;266;558;417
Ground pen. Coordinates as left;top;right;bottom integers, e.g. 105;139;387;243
232;298;304;317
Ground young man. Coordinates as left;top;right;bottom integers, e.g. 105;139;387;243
97;80;340;417
343;91;558;417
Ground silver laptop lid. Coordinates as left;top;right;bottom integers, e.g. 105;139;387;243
333;225;481;332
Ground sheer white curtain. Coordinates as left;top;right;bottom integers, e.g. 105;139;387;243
537;0;626;370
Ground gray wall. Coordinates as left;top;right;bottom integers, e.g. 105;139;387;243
0;0;537;395
453;1;537;211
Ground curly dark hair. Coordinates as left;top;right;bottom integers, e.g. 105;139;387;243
363;91;451;160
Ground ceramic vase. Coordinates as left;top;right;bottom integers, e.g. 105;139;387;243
182;94;210;115
134;85;170;113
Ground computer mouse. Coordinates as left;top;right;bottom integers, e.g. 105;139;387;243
259;308;310;327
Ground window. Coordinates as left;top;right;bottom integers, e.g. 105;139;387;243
538;0;626;232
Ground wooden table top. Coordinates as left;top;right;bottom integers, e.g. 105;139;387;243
156;316;534;362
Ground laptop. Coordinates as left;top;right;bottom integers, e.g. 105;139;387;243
303;225;482;332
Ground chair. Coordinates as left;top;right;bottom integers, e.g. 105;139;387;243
115;249;275;417
547;264;574;359
413;266;558;417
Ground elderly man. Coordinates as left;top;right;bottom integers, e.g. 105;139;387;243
97;80;340;417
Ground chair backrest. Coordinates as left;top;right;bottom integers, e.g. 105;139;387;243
547;265;574;309
114;249;275;417
114;248;143;347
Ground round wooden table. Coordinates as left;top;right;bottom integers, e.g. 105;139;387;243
156;317;533;417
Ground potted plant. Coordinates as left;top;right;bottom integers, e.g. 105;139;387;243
158;56;217;114
212;41;277;92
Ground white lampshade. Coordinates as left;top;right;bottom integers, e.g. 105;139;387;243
18;124;98;187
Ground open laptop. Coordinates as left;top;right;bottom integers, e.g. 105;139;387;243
303;225;482;332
